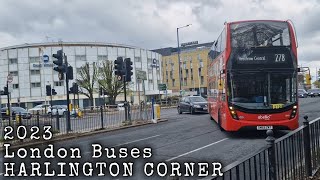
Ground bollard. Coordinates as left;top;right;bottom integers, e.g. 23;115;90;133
36;111;40;128
56;108;60;131
266;130;277;180
303;115;312;177
128;103;131;123
100;106;104;129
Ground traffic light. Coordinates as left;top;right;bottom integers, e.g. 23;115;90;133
52;88;57;96
124;58;133;82
2;87;8;95
69;83;79;94
67;66;73;80
53;50;63;67
46;85;52;96
114;57;124;77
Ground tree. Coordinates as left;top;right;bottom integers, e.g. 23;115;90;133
97;60;126;105
313;80;320;88
76;63;98;107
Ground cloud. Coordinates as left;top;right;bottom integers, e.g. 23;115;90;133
0;0;319;70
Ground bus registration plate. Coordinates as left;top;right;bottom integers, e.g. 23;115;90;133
257;126;273;130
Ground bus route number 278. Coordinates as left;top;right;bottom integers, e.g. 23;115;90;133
275;54;285;62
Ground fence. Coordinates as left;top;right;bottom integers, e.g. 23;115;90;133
213;116;320;180
0;105;153;145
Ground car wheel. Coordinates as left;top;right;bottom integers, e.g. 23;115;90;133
63;111;67;117
178;107;182;114
190;107;195;114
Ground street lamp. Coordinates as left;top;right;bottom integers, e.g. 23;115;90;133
177;24;192;97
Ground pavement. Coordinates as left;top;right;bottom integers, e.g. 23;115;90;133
0;97;320;179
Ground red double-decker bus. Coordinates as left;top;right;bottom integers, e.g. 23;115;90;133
207;20;299;131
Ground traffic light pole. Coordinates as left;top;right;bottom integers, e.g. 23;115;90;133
123;75;128;122
6;81;10;123
65;55;71;132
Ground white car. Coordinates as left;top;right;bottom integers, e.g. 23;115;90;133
29;104;50;114
117;103;125;111
48;105;68;116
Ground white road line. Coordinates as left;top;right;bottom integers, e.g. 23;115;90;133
83;134;161;154
165;138;228;162
113;134;161;147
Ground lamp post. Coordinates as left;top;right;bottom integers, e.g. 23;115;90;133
177;24;192;97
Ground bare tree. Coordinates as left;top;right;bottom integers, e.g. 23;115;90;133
76;62;98;107
97;60;125;105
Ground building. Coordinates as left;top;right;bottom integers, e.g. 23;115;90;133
153;42;214;96
0;42;162;109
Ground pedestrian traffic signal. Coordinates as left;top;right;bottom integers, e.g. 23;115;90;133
114;57;124;77
52;88;57;95
124;58;133;82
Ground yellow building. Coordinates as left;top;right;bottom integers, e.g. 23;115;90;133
154;42;214;96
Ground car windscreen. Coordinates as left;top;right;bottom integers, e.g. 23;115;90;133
12;107;27;112
189;97;206;102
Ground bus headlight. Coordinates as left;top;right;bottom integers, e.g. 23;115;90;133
290;105;297;119
229;106;239;120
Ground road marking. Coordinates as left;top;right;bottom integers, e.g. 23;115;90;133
165;138;228;162
83;134;161;154
113;134;161;147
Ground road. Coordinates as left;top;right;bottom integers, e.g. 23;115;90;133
1;97;320;179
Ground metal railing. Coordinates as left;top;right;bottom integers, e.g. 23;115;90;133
214;116;320;180
0;105;153;145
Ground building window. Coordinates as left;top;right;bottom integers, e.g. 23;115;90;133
201;76;204;85
183;62;187;69
9;58;18;64
54;81;64;86
30;70;40;75
184;78;187;86
148;80;153;84
199;68;202;75
75;55;86;61
13;84;19;89
185;69;189;77
31;82;41;88
172;79;175;87
135;57;141;62
9;71;18;76
97;55;108;61
147;58;152;65
29;56;40;63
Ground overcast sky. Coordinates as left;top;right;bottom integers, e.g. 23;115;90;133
0;0;319;78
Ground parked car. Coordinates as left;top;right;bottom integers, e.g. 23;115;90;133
307;88;320;97
29;104;50;114
1;107;32;120
177;95;208;114
298;89;308;98
48;105;68;116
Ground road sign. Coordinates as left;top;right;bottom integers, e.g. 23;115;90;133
7;74;13;83
136;70;147;80
158;83;167;91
